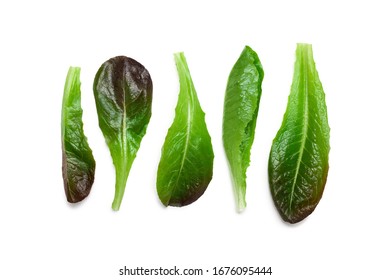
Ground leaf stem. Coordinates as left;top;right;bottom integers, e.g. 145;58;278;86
233;175;246;212
112;173;127;211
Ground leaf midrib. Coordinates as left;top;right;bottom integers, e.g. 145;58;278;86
288;58;309;212
178;100;192;180
121;79;128;180
169;95;193;202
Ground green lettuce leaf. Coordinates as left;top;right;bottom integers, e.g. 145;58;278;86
93;56;153;211
156;52;214;207
223;46;264;212
268;43;330;223
61;67;96;203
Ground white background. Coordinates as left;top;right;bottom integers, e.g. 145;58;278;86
1;0;389;279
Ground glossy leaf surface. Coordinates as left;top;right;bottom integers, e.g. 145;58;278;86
223;46;264;212
269;43;330;223
94;56;152;211
157;52;214;207
61;67;96;203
